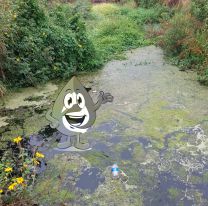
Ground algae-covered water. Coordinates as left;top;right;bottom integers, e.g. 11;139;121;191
1;46;208;206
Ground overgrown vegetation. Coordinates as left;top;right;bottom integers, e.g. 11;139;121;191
0;0;100;88
0;0;170;90
87;3;169;61
1;0;208;204
0;0;207;90
158;0;208;85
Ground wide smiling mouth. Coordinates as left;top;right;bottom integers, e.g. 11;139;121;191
65;115;86;126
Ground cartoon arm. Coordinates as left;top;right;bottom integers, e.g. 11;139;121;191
94;91;114;111
46;109;59;128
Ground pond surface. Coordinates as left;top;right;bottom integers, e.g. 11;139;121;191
1;45;208;206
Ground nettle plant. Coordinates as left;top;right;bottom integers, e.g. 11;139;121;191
0;136;44;200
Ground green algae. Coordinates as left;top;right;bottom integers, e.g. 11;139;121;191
202;171;208;183
83;151;111;169
138;100;196;140
88;166;143;206
23;113;48;136
33;153;90;205
168;133;187;148
189;175;202;184
33;178;75;205
132;144;145;162
168;188;181;200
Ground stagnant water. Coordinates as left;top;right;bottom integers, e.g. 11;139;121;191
1;46;208;206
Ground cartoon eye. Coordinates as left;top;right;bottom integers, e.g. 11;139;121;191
77;93;85;108
64;93;73;109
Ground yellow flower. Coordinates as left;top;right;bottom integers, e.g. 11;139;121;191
8;183;17;191
16;177;24;184
78;44;83;48
33;158;40;165
13;136;22;143
0;189;3;194
13;14;17;19
35;152;44;158
4;167;13;172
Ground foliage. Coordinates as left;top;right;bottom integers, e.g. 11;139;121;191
92;3;121;16
191;0;208;22
72;0;93;19
1;0;100;88
89;3;151;62
139;0;162;8
0;136;44;205
127;6;170;25
159;12;198;56
158;5;208;84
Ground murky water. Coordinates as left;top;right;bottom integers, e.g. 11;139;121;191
1;46;208;206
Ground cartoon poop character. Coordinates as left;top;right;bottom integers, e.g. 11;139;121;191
46;76;113;150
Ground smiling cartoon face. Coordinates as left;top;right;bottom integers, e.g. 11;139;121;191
51;76;96;134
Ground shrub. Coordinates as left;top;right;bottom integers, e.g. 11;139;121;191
159;6;208;84
2;0;100;88
159;12;204;70
159;12;198;56
72;0;93;19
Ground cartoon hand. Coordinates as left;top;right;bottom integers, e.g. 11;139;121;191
99;91;114;104
46;109;59;128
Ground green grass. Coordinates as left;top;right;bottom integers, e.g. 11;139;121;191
86;3;154;62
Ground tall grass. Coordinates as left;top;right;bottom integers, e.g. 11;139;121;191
87;3;154;62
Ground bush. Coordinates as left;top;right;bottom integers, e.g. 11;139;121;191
159;13;197;56
2;0;100;88
72;0;93;19
159;7;208;84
